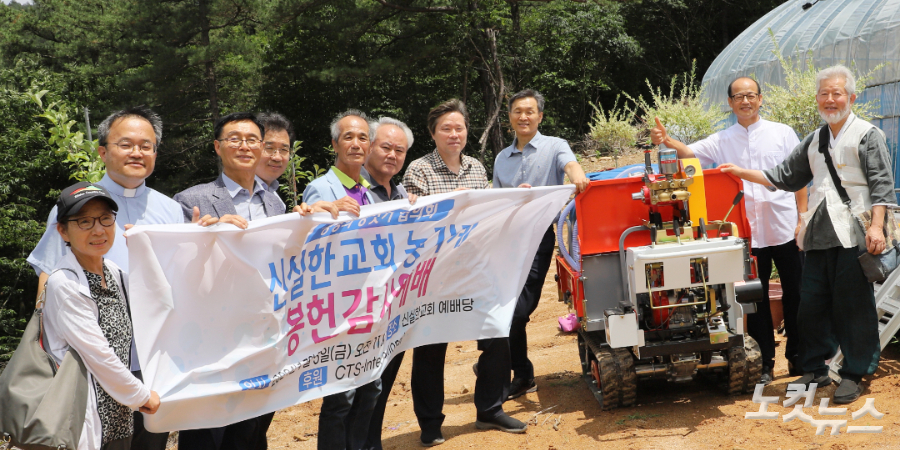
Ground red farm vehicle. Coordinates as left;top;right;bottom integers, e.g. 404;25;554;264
555;148;765;409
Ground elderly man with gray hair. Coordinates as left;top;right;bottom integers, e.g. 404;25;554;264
720;64;896;404
360;117;417;203
302;109;375;213
309;110;381;450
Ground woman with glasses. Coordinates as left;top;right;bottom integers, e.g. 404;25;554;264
42;182;160;450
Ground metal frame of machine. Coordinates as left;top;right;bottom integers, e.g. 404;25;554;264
556;148;765;410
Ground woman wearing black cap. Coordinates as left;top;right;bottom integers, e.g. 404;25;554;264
41;182;160;450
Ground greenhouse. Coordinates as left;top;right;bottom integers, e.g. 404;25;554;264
701;0;900;186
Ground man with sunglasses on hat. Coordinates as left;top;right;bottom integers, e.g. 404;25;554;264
28;107;184;450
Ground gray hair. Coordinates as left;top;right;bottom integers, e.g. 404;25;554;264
816;65;856;96
98;106;163;147
369;117;414;149
330;109;368;141
508;89;546;113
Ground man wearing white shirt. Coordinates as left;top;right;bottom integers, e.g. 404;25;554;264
28;106;182;450
651;77;807;384
719;65;895;404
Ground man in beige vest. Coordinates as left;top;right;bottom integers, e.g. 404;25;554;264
719;65;895;404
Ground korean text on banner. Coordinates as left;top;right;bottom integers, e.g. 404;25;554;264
125;186;574;432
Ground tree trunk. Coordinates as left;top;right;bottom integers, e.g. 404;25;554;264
508;0;520;89
476;28;505;160
199;0;219;123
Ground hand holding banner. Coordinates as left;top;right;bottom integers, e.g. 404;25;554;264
125;186;573;432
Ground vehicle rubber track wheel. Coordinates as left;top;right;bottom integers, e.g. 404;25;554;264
591;346;620;410
742;335;763;393
612;348;637;407
724;343;747;395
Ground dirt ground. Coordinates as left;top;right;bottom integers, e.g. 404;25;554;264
258;151;900;449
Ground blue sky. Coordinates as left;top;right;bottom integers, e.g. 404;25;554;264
2;0;33;4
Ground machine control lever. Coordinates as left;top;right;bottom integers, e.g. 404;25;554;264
698;217;708;241
721;190;744;224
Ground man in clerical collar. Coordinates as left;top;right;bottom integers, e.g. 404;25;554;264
302;109;375;216
361;116;418;204
28;106;183;450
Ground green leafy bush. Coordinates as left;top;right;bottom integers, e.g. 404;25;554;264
760;30;881;139
28;90;105;183
629;62;728;144
587;96;638;166
278;140;327;209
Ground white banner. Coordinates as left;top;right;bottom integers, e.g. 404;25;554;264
125;186;573;432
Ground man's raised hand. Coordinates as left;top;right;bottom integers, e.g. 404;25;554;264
650;117;668;146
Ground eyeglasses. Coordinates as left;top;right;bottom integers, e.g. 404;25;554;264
66;213;116;230
218;137;262;149
107;140;156;154
817;92;847;100
730;93;759;102
263;143;291;158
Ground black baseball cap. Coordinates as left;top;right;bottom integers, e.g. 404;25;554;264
56;182;119;222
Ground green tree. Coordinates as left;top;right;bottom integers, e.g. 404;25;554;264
0;56;73;361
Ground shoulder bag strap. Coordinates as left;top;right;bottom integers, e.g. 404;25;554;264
40;267;80;372
817;125;852;206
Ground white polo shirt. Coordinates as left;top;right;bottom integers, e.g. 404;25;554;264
688;118;801;248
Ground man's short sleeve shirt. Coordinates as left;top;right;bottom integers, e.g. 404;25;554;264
402;150;489;196
687;119;801;248
492;131;577;188
28;173;184;275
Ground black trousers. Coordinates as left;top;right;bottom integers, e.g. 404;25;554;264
799;247;880;381
749;239;803;370
510;226;556;381
130;370;169;450
318;380;382;450
365;351;406;450
364;339;510;449
410;343;448;435
178;414;274;450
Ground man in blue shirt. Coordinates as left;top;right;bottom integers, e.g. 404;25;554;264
28;106;183;450
490;90;589;400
